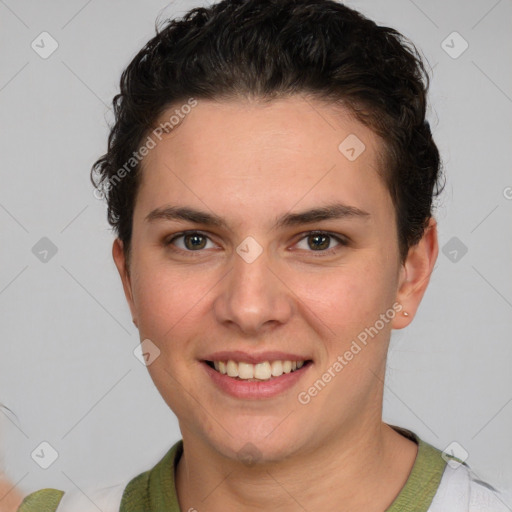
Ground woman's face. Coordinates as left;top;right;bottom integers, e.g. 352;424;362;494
113;96;436;462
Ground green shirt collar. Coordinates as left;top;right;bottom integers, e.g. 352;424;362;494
121;425;450;512
385;425;448;511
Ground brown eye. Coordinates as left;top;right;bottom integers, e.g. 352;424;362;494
307;233;330;251
295;231;348;254
167;231;214;252
183;233;207;250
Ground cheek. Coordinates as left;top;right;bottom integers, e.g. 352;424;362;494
130;259;201;339
288;257;397;338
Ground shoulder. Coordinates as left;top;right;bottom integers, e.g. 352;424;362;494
16;483;127;512
16;489;64;512
15;441;183;512
429;462;512;512
54;482;127;512
468;472;512;512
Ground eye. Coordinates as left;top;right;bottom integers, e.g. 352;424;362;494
294;231;348;254
164;230;348;256
166;231;216;252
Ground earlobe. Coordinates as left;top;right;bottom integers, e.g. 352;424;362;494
112;238;138;328
392;218;439;330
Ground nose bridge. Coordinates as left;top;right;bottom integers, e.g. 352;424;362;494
213;240;292;333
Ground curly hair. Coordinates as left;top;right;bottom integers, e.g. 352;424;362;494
91;0;444;264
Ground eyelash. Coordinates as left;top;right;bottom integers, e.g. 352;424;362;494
164;230;349;257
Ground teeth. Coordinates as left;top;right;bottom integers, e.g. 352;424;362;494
238;362;254;379
270;360;283;377
226;360;239;377
210;359;307;381
254;362;271;380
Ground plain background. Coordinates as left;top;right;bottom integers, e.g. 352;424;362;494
1;0;511;499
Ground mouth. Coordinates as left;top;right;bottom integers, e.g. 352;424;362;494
203;359;313;382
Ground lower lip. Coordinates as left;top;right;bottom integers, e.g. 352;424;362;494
201;361;312;399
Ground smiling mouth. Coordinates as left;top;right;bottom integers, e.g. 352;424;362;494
204;359;313;381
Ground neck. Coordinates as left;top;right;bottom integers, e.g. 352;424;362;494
175;420;418;512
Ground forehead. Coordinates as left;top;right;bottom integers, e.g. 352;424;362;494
135;96;391;224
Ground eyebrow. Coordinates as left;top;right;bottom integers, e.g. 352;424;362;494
145;202;370;230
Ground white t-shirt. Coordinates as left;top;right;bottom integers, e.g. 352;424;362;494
429;463;512;512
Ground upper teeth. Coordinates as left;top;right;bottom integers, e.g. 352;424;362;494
212;360;305;380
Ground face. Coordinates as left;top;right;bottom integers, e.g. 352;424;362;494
113;96;436;463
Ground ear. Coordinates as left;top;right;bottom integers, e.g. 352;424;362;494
112;238;138;328
392;217;438;329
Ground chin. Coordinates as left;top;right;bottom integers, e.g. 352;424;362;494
200;421;310;466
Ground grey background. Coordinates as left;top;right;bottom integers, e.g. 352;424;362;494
1;0;511;499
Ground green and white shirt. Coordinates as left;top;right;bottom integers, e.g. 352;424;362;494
17;426;510;511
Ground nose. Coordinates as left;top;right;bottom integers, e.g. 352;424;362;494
212;245;294;336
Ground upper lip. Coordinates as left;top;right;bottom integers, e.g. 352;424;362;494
202;350;312;364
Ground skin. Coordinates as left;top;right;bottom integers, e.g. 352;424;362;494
113;96;438;511
0;473;23;512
